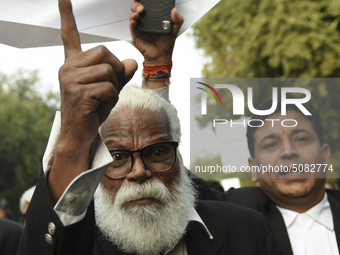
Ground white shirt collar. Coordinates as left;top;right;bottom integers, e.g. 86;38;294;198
165;205;213;254
306;193;333;230
188;205;214;239
277;193;333;230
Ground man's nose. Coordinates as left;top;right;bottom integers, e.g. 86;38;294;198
126;153;152;183
280;139;298;159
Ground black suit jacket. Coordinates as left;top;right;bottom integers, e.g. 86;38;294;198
93;200;285;255
17;171;285;255
192;176;340;255
0;218;24;255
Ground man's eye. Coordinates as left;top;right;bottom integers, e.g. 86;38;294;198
110;151;130;168
146;147;171;161
295;136;309;142
263;142;277;150
152;149;167;157
111;152;127;161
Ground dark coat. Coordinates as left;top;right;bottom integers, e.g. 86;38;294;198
192;176;340;255
0;218;24;255
17;171;285;255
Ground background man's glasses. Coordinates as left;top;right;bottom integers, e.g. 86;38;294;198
104;141;178;179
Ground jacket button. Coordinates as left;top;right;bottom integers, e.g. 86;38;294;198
65;193;75;202
45;234;54;245
82;190;89;200
48;222;56;235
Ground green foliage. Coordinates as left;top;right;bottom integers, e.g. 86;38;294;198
193;0;340;78
239;178;257;187
0;69;59;220
326;177;339;189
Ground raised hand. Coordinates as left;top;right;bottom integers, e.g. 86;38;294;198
59;0;137;145
130;1;184;65
48;0;137;202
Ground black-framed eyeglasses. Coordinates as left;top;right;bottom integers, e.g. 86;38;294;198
104;141;179;179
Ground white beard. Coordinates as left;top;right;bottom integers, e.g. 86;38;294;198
94;167;196;255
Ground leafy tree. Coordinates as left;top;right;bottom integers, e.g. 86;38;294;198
0;69;59;219
193;0;340;78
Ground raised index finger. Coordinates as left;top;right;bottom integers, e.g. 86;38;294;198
59;0;82;58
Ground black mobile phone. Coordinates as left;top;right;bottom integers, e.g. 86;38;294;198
136;0;175;35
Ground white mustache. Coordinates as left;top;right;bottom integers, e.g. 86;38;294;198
115;180;172;208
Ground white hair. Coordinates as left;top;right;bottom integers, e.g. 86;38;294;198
19;185;36;214
107;84;181;143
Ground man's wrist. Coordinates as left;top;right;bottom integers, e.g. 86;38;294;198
143;55;172;66
141;61;172;90
142;79;170;90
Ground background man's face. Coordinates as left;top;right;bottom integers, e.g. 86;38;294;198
249;109;331;202
100;107;180;206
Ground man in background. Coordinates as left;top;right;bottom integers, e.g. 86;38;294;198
196;97;340;255
0;218;23;255
19;186;36;225
0;198;13;219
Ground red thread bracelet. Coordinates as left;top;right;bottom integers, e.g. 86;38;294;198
142;62;172;80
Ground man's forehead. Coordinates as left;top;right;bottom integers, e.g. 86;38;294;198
253;109;315;140
266;108;306;120
107;107;168;125
101;107;172;143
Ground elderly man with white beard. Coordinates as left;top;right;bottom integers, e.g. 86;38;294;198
17;0;285;255
93;86;197;253
18;83;286;255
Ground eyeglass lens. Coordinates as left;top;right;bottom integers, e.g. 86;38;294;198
107;143;176;178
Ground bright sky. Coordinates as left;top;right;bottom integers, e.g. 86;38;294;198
0;28;206;168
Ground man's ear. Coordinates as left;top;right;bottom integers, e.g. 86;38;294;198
322;144;331;165
248;157;259;186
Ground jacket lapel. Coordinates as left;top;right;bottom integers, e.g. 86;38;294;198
94;226;127;255
185;221;222;255
264;201;293;255
327;189;340;253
